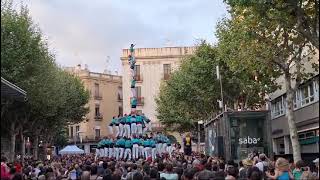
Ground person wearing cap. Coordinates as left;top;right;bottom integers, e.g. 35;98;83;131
124;137;133;161
130;114;137;137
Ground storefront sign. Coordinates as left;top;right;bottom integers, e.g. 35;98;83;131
239;136;261;145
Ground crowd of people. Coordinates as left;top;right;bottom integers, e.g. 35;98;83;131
1;148;319;180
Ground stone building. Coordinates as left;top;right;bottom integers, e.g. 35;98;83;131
64;65;122;154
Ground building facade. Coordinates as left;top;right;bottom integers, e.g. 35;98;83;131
269;52;319;159
64;65;122;154
120;47;196;128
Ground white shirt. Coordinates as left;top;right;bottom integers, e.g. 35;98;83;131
255;161;268;172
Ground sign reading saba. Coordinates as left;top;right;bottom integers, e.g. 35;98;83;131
239;136;261;145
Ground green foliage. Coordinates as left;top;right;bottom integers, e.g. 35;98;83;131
224;0;319;49
1;1;89;147
156;42;276;131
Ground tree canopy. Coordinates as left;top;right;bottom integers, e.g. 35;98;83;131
156;42;276;131
1;1;89;161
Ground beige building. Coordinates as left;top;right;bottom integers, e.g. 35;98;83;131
64;65;122;153
120;47;196;130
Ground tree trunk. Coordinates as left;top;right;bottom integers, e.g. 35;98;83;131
9;122;16;162
20;130;25;164
33;136;39;160
284;72;302;162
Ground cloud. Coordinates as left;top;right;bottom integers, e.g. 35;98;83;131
20;0;227;74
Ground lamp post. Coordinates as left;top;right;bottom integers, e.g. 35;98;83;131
197;120;204;152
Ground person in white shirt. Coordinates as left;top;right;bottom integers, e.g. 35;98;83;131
255;153;269;172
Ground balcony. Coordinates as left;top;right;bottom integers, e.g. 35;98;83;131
94;114;103;121
134;74;143;82
130;97;144;106
68;135;104;143
94;94;102;100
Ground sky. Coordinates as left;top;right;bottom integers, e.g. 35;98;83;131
19;0;228;74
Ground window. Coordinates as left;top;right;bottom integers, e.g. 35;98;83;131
163;64;171;80
272;96;285;117
76;125;80;134
135;86;141;97
94;83;100;97
301;82;315;106
134;65;141;81
95;105;100;117
298;134;306;140
118;106;123;116
293;91;301;109
70;126;74;138
305;131;315;138
95;129;100;138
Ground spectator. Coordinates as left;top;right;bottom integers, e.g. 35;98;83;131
247;166;262;180
266;157;294;180
160;164;178;180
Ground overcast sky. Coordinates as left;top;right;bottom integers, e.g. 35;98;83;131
20;0;228;74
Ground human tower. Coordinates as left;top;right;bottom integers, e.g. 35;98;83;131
96;44;173;161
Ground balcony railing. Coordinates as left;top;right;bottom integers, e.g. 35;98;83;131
68;135;105;143
94;114;103;121
134;74;143;82
130;97;144;106
94;94;102;100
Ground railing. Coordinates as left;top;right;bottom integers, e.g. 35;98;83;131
94;114;103;121
94;94;102;100
134;74;143;82
68;135;105;143
131;97;144;106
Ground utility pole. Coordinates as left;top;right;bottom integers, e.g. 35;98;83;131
216;65;225;111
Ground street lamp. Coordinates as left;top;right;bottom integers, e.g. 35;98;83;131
197;120;204;152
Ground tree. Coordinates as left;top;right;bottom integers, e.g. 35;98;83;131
156;42;276;131
216;3;318;162
225;0;319;49
1;1;89;161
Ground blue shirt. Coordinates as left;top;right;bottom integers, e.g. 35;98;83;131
116;138;126;147
278;172;290;180
149;139;156;148
131;79;136;87
131;98;137;106
125;139;133;148
139;138;144;146
119;117;126;124
143;139;150;147
136;115;143;123
126;115;132;124
132;138;140;144
131;116;136;123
